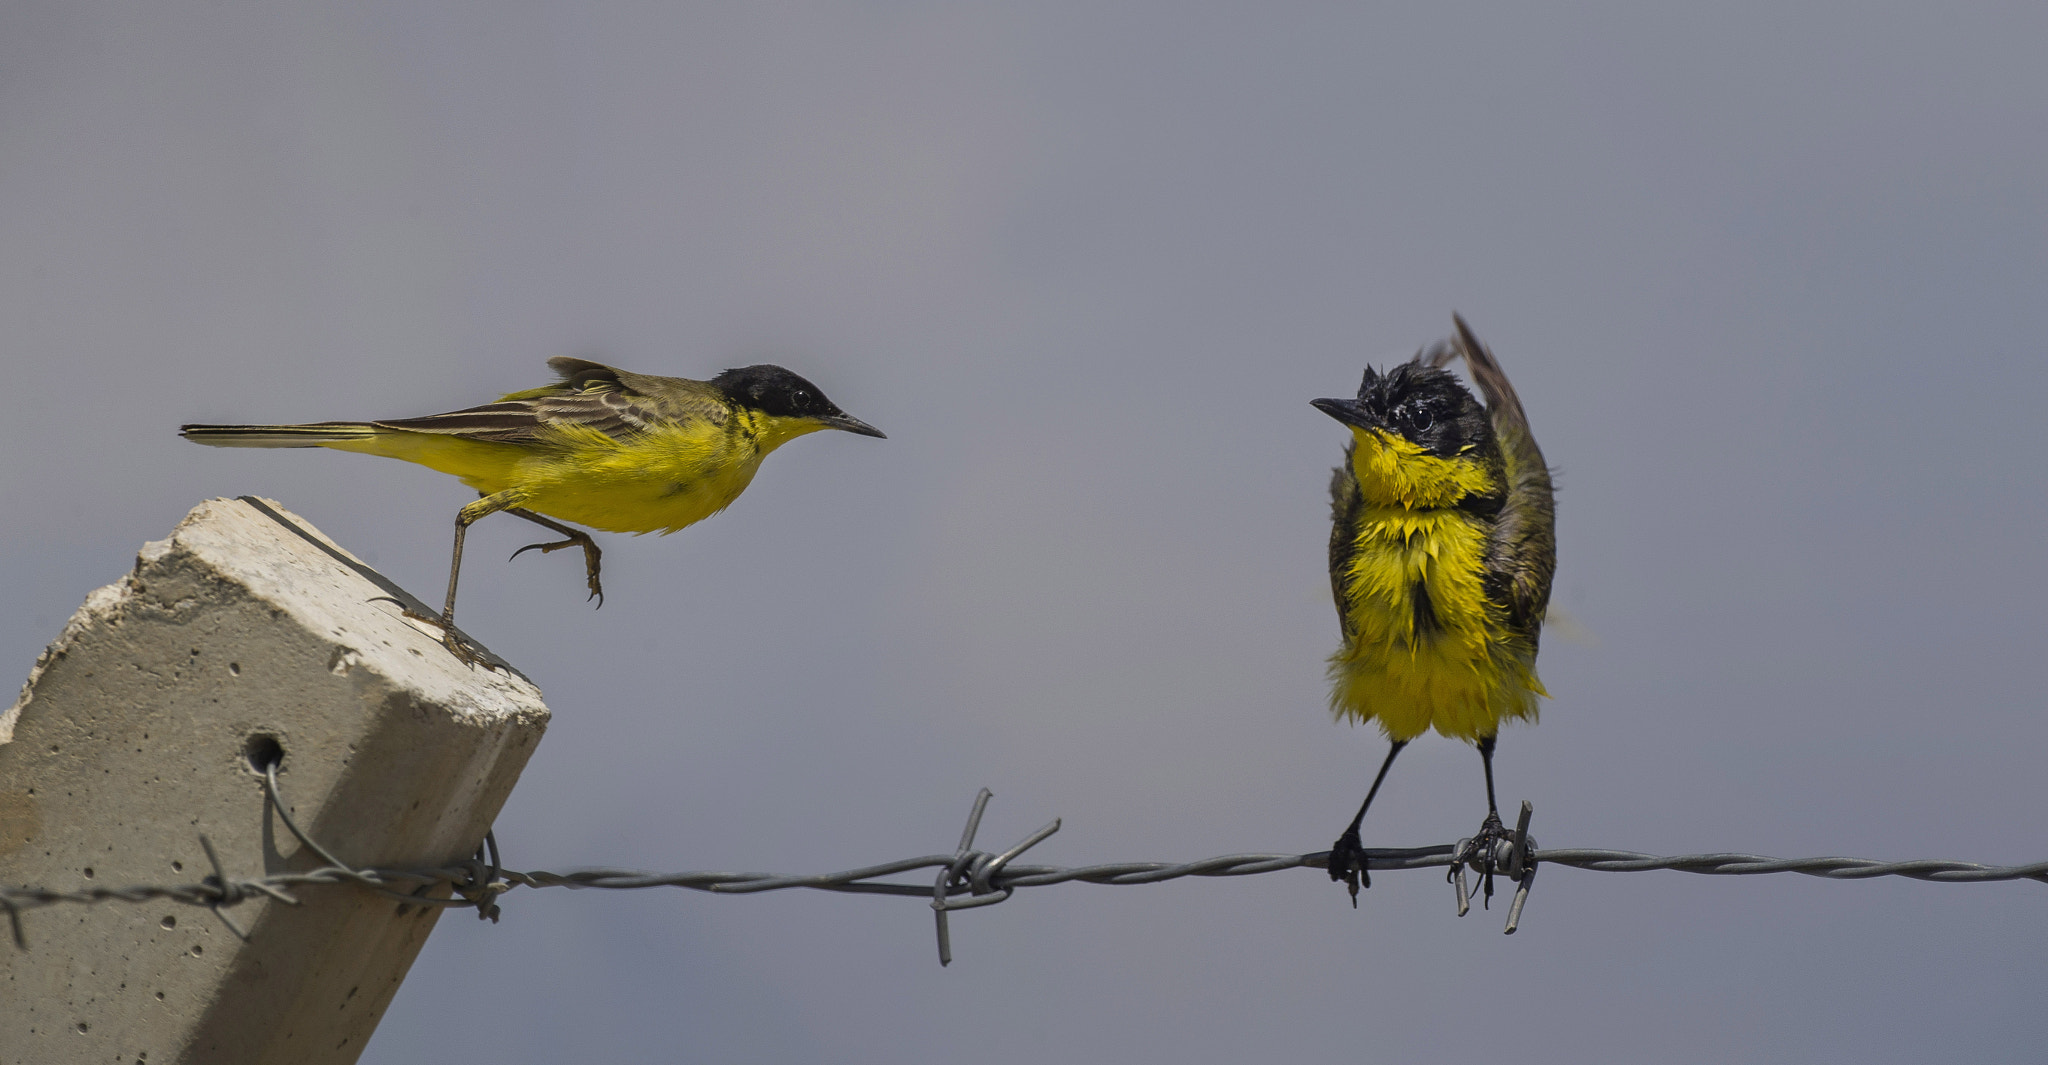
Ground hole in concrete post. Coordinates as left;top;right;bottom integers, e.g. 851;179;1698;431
243;734;285;774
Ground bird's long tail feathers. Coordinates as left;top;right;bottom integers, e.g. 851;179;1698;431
179;422;383;448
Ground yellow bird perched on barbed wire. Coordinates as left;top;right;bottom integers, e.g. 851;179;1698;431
1313;315;1555;907
182;359;884;663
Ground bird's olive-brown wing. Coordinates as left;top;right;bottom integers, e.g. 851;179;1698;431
1427;316;1556;641
371;358;725;445
1327;446;1367;639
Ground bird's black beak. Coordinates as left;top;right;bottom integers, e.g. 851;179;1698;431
821;412;886;438
1311;397;1380;432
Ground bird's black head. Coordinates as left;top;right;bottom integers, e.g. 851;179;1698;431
1311;362;1491;458
711;365;885;438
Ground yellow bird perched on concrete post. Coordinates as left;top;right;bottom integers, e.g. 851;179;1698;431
182;359;884;663
1312;315;1555;907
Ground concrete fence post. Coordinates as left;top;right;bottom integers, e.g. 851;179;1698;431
0;497;551;1065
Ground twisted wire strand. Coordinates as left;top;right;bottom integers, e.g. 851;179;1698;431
6;844;2042;931
1530;848;2048;884
5;785;2043;956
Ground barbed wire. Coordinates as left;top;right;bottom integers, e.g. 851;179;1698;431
4;767;2044;965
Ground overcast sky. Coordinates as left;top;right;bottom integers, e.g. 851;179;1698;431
4;3;2046;1062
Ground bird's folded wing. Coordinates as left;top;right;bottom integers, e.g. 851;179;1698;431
374;388;697;445
1326;453;1367;636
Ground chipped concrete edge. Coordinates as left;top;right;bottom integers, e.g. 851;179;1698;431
4;497;355;746
0;545;158;747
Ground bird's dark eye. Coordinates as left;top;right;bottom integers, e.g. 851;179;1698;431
1396;403;1434;435
790;388;812;411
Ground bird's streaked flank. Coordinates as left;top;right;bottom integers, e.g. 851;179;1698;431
182;358;883;662
1313;315;1555;905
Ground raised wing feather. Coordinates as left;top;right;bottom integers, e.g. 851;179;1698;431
1426;315;1555;640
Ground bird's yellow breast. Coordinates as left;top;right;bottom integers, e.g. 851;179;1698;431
324;409;825;535
1329;429;1544;741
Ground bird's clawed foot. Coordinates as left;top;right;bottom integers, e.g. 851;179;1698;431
368;597;488;668
1328;826;1372;907
1446;811;1507;915
436;628;487;668
1448;801;1537;932
509;534;604;607
1463;810;1509;911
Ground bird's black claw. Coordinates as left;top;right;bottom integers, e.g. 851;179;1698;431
440;630;484;669
509;536;605;610
1328;827;1370;906
1472;812;1507;910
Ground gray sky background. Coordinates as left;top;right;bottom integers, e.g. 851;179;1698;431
5;3;2046;1062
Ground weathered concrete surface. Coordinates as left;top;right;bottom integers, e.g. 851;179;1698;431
0;498;550;1065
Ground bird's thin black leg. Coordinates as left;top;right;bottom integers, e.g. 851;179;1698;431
1330;739;1407;907
442;516;469;627
380;490;525;666
1480;733;1501;826
505;507;605;607
1474;734;1506;907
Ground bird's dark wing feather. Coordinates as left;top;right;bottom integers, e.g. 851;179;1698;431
372;359;715;445
370;400;552;442
1436;315;1556;641
1327;447;1366;639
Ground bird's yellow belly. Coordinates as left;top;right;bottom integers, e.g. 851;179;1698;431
515;458;764;534
1329;506;1541;741
508;434;768;535
327;423;769;535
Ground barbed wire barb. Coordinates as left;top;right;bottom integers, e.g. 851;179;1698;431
927;789;1063;965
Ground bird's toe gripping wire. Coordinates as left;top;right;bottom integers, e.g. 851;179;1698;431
1448;800;1538;933
1326;738;1406;907
1328;826;1372;906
